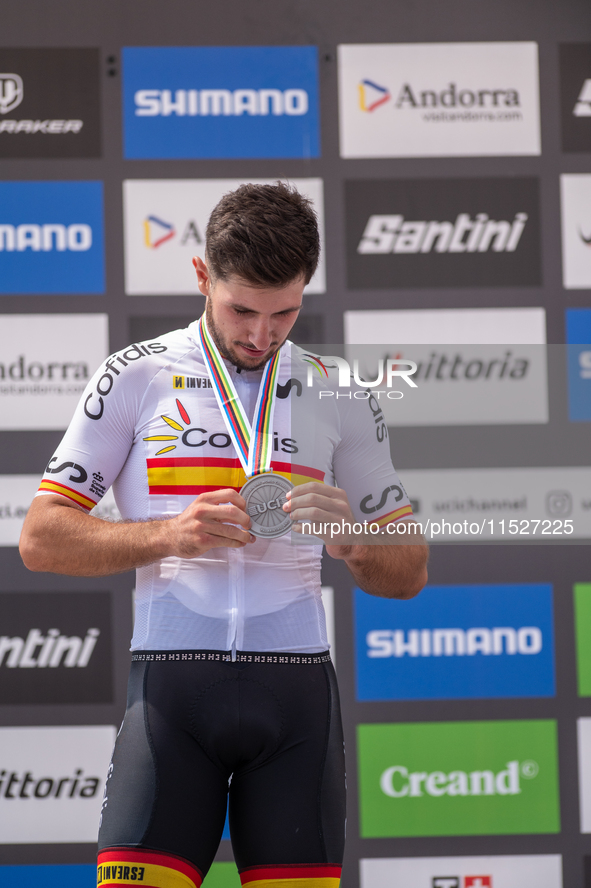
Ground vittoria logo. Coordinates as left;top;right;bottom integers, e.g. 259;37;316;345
0;724;116;844
0;767;99;799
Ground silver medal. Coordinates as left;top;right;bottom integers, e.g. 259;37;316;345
241;473;294;539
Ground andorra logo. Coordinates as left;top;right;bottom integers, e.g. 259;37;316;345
143;214;176;249
143;398;190;454
358;78;391;112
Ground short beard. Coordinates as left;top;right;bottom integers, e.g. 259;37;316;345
205;299;283;372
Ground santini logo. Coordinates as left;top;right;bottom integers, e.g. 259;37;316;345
367;626;542;658
135;88;309;117
380;759;538;798
358;213;527;254
0;223;92;251
0;628;100;668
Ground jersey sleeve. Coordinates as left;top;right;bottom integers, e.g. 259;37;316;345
36;350;147;512
332;388;414;528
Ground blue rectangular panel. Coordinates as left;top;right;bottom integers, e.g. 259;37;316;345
0;181;104;294
122;46;319;159
566;308;591;421
0;865;95;887
354;583;555;701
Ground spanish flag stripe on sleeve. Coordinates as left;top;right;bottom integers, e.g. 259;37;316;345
373;505;414;527
37;480;97;512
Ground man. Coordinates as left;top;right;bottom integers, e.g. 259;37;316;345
20;183;428;888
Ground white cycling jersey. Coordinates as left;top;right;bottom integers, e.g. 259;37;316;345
36;320;413;654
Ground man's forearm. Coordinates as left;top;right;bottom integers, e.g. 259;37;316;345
342;535;429;600
20;497;172;577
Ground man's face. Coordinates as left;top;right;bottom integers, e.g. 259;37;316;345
194;257;304;371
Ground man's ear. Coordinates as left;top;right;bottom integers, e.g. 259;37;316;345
193;256;211;295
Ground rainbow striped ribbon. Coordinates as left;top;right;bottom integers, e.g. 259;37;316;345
197;316;282;477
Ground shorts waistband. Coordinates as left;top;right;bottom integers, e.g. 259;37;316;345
131;649;331;665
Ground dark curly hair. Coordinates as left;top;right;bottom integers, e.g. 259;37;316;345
205;181;320;287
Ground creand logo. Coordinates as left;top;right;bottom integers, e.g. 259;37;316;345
357;212;527;255
379;759;535;799
0;73;23;114
135;87;309;118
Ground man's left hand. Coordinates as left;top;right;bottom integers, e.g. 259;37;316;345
283;482;356;558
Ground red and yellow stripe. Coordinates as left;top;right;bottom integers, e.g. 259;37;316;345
240;863;341;888
37;479;97;512
146;458;325;496
97;848;202;888
373;504;414;527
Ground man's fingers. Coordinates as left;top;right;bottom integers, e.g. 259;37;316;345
198;488;247;510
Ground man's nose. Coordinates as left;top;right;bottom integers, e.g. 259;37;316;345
248;318;273;349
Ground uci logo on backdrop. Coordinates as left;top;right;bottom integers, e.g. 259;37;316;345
354;583;555;701
0;181;104;294
122;46;320;159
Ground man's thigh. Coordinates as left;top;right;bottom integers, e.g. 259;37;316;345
228;659;346;871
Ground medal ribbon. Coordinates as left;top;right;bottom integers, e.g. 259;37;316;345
197;316;282;477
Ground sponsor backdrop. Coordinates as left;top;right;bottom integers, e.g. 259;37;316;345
1;1;591;888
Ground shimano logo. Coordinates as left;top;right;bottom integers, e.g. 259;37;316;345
380;760;532;798
0;73;23;114
358;213;527;255
134;88;309;117
0;223;92;252
367;626;542;657
0;628;100;668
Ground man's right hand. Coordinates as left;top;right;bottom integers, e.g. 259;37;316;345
167;488;255;558
20;488;255;577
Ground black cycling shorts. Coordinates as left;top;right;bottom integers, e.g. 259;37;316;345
97;650;346;888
